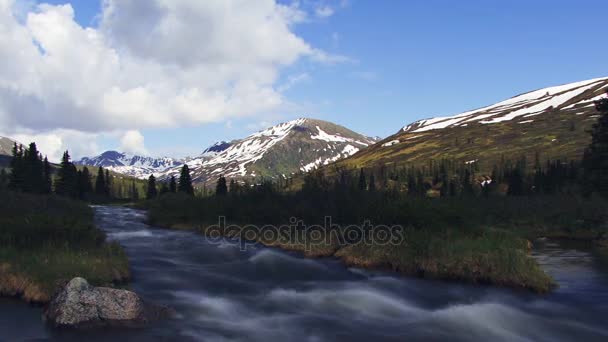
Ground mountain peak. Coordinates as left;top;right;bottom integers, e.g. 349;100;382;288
160;118;375;183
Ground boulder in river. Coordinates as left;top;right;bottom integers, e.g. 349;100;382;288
43;277;173;328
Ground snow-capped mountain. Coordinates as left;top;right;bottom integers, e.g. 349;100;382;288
76;151;183;179
161;118;375;184
331;76;608;174
403;77;608;133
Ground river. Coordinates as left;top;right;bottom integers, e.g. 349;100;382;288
1;206;608;341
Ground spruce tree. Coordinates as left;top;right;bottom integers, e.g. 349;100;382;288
0;169;7;189
169;175;177;193
178;165;194;195
105;170;112;197
55;151;78;198
130;181;139;200
215;175;228;196
358;168;367;191
159;182;169;195
583;92;608;197
95;167;106;196
24;142;45;193
368;173;376;192
146;174;158;199
8;143;24;191
43;157;52;193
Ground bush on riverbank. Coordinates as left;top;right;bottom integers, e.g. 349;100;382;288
144;191;606;292
0;191;129;303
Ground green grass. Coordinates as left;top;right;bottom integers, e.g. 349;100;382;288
144;191;608;292
0;190;129;303
331;107;600;176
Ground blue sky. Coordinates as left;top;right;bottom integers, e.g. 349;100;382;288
9;0;608;158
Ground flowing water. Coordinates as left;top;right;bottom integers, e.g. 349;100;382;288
1;206;608;341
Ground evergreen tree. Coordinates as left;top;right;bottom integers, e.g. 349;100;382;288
76;166;93;199
54;151;78;198
43;157;52;194
368;173;376;192
8;143;24;191
215;175;228;196
105;170;112;197
130;181;139;200
583;92;608;197
146;174;158;199
159;182;169;195
0;169;7;190
24;142;45;193
95;167;107;196
169;175;177;193
358;168;367;191
178;164;194;195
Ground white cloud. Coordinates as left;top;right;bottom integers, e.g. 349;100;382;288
0;0;349;155
120;130;147;155
278;73;311;92
315;6;334;18
4;129;100;162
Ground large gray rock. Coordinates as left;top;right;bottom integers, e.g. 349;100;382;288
43;277;171;328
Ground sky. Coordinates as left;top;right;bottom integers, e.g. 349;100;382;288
1;0;607;161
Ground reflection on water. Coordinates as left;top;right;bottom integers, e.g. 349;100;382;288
1;206;607;341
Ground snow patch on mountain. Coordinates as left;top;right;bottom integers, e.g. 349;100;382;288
159;118;374;183
76;151;182;179
402;77;608;133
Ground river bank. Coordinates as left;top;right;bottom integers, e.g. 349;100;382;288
0;192;130;304
3;205;608;341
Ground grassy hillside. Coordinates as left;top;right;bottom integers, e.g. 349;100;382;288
335;106;600;175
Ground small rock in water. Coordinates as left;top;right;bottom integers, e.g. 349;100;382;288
43;277;173;328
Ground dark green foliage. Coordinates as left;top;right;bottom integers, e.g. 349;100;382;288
169;175;177;193
178;164;194;195
7;142;51;194
146;174;158;200
95;167;107;196
368;172;376;192
0;191;129;300
159;182;169;195
130;181;139;200
54;151;79;198
105;170;112;197
0;169;8;189
215;175;227;196
583;92;608;198
76;167;93;200
358;168;367;191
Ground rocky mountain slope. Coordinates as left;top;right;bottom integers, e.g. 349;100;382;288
0;136;19;156
75;151;183;179
333;76;608;173
161;118;375;184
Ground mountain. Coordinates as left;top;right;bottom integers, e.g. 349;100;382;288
75;151;183;179
0;136;19;156
0;136;21;168
162;118;375;184
333;76;608;173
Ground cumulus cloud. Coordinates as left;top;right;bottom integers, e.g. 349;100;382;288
0;0;348;158
4;129;100;162
120;130;147;155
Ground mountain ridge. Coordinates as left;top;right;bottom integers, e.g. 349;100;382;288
160;117;375;184
331;76;608;174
